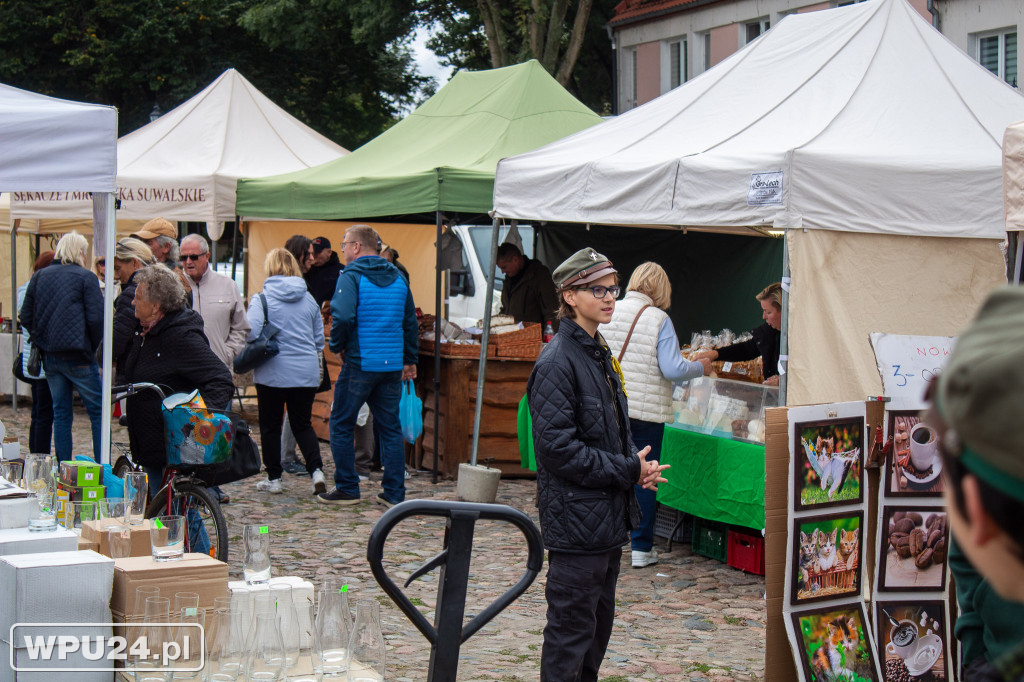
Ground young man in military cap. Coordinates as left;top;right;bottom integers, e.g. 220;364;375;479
923;286;1024;681
527;247;668;682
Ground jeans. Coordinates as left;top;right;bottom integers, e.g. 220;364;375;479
43;354;104;463
29;379;54;454
628;419;665;553
329;364;404;503
255;384;323;480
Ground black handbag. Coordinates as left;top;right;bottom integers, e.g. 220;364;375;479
185;411;262;486
233;293;280;374
317;349;331;393
26;343;41;377
13;340;42;383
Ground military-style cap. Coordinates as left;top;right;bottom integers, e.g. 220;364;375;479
936;286;1024;500
131;217;176;240
553;247;616;289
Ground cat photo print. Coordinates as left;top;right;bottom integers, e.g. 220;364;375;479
794;418;864;511
791;512;863;605
791;603;880;682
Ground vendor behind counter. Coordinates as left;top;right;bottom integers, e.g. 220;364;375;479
495;242;559;331
694;282;781;386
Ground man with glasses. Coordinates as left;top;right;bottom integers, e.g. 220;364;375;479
495;242;559;330
319;225;418;507
180;234;249;372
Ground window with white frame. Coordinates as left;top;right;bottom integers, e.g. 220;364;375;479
668;37;688;89
744;18;770;45
622;47;638;110
702;32;711;72
976;29;1018;87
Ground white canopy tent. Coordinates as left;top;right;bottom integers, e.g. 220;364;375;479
10;68;348;238
1;81;118;460
494;0;1020;405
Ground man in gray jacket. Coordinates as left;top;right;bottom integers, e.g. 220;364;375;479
180;234;249;372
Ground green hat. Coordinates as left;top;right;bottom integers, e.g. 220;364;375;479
553;247;616;290
937;286;1024;501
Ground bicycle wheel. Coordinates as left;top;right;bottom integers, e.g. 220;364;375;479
145;481;228;562
112;454;135;480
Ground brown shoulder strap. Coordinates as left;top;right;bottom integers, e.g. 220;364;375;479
617;304;652;362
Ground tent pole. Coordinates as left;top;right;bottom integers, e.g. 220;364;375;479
231;218;240;282
1013;231;1023;284
96;192;117;465
779;229;790;406
10;219;18;411
242;221;250;299
432;210;443;484
470;217;501;466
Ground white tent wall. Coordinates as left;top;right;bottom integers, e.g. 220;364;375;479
786;229;1005;405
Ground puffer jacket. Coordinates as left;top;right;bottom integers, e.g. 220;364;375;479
716;322;781;378
248;275;324;388
121;308;234;468
112;270;142;380
19;261;103;363
527;317;642;553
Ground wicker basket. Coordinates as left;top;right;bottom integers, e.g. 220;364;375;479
490;322;541;346
496;341;542;359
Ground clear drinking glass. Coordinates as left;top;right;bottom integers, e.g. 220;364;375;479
125;471;149;525
134;595;172;682
108;525;133;559
62;500;97;534
99;497;128;530
26;466;58;532
243;524;272;585
346;600;385;682
151;515;185;561
171;606;206;679
313;578;350;677
244;611;287;682
175;592;201;613
23;453;54;497
0;460;23;485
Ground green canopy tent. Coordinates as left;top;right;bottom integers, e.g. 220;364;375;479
236;60;604;479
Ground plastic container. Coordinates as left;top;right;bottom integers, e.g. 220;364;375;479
691;516;728;562
727;527;765;575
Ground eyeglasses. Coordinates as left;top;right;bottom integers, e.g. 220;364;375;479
341;241;358;248
575;285;620;299
181;253;206;261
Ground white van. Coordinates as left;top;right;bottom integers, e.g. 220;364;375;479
445;224;535;329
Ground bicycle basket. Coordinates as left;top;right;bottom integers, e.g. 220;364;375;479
162;395;235;467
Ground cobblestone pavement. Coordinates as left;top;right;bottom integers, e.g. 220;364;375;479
1;402;766;681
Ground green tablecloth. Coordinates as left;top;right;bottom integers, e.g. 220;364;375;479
657;427;765;530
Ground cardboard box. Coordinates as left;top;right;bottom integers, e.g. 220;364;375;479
0;550;114;640
82;518;152;558
57;483;105;502
1;438;19;461
0;497;32;530
110;553;229;621
77;535;100;553
59;460;103;487
0;526;78;556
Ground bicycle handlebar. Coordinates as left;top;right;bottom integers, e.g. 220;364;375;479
111;382;167;402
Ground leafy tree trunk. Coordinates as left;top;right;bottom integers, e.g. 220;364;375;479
554;0;593;86
477;0;510;67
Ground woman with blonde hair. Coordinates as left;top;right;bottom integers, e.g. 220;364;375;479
601;261;710;568
19;231;105;462
112;238;155;377
694;282;782;386
247;248;327;495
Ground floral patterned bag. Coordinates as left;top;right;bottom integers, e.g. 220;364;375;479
161;391;235;467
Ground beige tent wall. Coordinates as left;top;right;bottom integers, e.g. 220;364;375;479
245;221;439;313
787;229;1005;405
0;231;38;319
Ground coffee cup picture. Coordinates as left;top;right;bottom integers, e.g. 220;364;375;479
887;411;945;495
876;601;948;681
886;619;918;659
909;423;938;472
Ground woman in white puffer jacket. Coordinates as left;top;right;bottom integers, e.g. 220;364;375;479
601;262;710;568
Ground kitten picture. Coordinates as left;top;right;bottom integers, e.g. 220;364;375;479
812;615;859;681
796;418;864;510
792;605;879;682
793;513;863;604
816;528;838;573
837;528;859;571
799;531;819;592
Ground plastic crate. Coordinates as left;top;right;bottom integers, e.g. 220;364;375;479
653;504;691;542
691;516;728;562
727;527;765;575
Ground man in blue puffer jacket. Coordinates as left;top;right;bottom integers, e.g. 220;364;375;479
318;224;418;507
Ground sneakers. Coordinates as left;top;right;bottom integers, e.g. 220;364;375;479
312;469;327;495
631;549;659;568
282;460;306;475
317;488;361;506
357;474;369;482
375;492;398;509
256;478;283;494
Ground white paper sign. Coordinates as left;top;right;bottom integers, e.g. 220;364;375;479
747;171;784;206
869;333;956;407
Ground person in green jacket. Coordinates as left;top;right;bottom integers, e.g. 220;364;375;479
923;286;1024;682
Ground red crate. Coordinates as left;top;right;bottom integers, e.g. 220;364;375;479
727;528;765;575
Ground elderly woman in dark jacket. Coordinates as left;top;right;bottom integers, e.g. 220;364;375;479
527;247;667;682
111;238;154;379
122;264;233;492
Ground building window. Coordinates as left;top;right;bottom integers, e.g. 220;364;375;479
702;32;711;72
977;29;1018;87
744;18;770;45
668;37;688;88
622;47;638;110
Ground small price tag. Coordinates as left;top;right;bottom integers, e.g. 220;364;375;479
153;518;164;530
340;585;349;593
185;607;197;616
120;529;130;540
259;526;269;534
721;361;733;372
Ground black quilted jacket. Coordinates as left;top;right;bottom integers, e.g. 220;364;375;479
121;308;234;468
112;270;142;380
527;317;642;554
19;261;103;362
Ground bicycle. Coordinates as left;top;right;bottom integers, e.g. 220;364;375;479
111;382;229;561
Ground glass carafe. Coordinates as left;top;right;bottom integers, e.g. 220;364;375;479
205;606;242;682
134;595;172;682
346;600;385;682
243;611;287;682
269;585;300;670
313;578;350;678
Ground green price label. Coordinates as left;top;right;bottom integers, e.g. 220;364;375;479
185;607;197;616
153;518;164;529
260;526;269;534
340;585;349;593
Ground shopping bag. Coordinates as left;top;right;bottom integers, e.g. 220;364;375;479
399;380;423;444
161;391;235;467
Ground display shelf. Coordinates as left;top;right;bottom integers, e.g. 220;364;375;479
669;376;779;443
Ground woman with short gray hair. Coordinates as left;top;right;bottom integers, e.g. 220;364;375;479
121;264;234;491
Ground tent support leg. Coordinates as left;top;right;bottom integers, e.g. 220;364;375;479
433;210;443;484
231;217;240;282
780;229;790;406
10;221;17;411
1012;231;1023;285
470;217;501;466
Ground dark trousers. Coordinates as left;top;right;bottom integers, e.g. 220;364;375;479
29;379;53;454
255;384;323;480
629;419;665;552
541;547;622;682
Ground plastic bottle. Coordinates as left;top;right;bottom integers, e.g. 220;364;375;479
543;320;554;343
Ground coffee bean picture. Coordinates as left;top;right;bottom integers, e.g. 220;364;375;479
878;506;949;592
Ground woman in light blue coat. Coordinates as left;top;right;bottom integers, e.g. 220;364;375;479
248;249;326;495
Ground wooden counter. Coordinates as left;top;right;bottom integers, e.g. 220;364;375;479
416;349;537;480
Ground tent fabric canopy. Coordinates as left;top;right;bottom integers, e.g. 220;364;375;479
1004;120;1024;232
0;83;117;192
236;60;604;220
493;0;1024;239
10;69;347;222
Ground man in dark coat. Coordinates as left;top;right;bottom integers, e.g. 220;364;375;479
496;243;559;328
305;236;344;307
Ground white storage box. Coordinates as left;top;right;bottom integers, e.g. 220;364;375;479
1;632;112;682
0;498;32;530
230;576;315;646
0;526;78;556
0;550;115;640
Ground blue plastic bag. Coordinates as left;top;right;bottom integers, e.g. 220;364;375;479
399;380;423;444
75;455;123;497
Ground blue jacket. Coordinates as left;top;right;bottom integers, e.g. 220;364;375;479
248;276;324;388
19;261;103;362
329;255;417;372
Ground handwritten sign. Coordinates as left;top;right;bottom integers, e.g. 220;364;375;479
869;333;956;407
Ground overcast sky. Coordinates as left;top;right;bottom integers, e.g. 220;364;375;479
412;27;455;85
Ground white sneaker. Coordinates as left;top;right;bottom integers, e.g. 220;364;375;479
256;478;283;494
358;474;369;482
632;549;658;568
312;469;327;495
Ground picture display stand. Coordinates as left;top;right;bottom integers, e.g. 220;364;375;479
784;402;883;681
